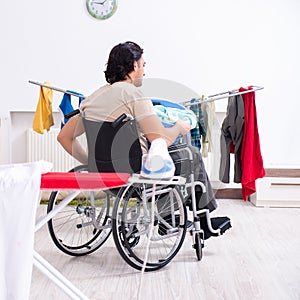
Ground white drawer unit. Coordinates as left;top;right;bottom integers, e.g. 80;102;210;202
250;168;300;207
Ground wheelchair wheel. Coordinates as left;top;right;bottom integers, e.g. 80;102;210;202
47;165;112;256
194;232;203;261
112;183;187;271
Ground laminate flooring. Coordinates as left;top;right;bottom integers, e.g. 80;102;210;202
30;199;300;300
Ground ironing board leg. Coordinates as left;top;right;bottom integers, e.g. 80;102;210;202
34;190;88;299
33;250;89;300
35;190;80;232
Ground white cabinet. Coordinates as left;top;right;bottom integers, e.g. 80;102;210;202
250;168;300;207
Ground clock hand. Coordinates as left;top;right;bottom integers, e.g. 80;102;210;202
91;0;107;5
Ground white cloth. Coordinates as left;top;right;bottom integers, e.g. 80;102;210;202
201;101;215;157
0;161;52;300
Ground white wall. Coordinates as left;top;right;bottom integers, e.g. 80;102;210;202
1;0;300;166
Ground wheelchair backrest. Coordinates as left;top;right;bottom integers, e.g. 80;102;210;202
82;117;142;174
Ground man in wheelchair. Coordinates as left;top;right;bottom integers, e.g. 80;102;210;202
57;41;231;242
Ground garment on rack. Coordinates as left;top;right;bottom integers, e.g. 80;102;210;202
240;87;265;201
59;91;84;128
219;94;244;183
190;99;206;151
201;101;215;157
32;82;54;134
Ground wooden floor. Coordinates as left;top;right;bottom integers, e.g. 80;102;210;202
30;199;300;300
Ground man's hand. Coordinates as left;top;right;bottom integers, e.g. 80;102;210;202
175;120;191;136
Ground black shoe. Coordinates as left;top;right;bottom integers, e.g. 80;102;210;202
200;216;231;240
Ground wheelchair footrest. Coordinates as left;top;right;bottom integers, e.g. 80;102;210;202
158;215;192;235
200;216;232;240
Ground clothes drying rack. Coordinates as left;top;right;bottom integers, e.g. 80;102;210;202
29;80;86;98
28;80;264;104
180;85;264;106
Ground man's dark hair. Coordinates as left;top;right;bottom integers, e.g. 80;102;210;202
104;41;144;84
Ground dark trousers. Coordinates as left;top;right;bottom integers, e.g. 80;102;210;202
170;145;217;212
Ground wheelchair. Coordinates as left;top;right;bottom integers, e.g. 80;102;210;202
46;101;231;271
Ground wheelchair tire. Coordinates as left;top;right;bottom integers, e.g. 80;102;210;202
112;183;187;271
47;165;112;256
194;232;203;261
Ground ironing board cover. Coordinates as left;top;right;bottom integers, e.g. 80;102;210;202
40;172;130;190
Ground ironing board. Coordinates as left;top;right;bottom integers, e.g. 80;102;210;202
36;171;131;300
37;171;186;299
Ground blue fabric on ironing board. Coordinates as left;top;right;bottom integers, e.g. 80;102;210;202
59;91;85;128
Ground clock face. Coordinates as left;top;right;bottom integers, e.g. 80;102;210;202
86;0;117;20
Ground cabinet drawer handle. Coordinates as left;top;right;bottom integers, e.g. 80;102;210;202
271;183;300;187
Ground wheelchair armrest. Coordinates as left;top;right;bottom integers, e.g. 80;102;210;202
168;143;193;160
168;143;188;152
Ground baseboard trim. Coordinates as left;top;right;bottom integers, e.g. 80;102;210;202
265;168;300;177
214;188;242;199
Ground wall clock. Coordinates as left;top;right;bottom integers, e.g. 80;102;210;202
86;0;118;20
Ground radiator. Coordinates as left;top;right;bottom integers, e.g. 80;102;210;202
27;128;86;172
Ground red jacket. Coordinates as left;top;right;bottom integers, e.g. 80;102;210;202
240;87;265;200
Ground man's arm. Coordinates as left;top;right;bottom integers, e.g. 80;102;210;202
138;115;191;146
57;116;88;165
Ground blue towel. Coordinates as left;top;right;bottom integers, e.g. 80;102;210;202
59;91;84;128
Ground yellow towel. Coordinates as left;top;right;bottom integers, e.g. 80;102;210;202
32;82;54;134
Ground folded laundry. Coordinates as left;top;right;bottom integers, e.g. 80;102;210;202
154;105;197;129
